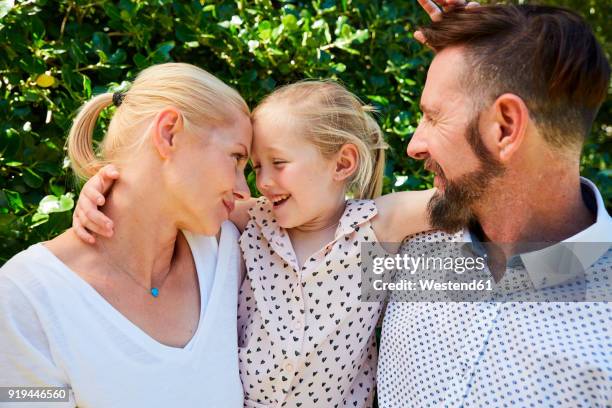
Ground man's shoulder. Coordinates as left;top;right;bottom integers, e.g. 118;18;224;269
400;229;465;246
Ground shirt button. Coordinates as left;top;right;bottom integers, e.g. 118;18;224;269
284;362;294;372
294;320;302;330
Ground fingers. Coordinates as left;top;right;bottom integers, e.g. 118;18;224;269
83;182;107;207
418;0;479;19
77;186;114;235
414;30;427;45
442;0;467;12
73;214;96;244
75;204;114;238
417;0;443;22
71;164;118;245
95;164;120;199
415;0;480;48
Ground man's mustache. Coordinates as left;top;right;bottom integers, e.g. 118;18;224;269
424;158;445;180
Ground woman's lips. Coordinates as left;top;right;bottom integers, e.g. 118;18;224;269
223;200;235;215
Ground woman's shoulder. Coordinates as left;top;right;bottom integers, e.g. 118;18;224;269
0;244;62;331
0;243;56;288
1;231;96;309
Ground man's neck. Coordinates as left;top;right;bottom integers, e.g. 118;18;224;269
473;172;595;249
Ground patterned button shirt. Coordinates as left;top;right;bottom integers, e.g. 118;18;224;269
378;178;612;407
238;198;384;408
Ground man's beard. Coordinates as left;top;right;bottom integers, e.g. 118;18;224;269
426;116;505;233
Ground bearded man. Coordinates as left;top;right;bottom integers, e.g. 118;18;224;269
377;3;611;407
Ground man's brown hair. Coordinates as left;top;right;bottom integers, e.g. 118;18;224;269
420;5;610;148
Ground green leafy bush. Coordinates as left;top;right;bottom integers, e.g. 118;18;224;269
0;0;610;263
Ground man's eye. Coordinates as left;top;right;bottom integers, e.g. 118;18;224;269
424;115;437;126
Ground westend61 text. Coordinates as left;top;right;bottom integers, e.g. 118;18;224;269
373;279;493;292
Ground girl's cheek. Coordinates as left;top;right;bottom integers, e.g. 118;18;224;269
276;167;294;188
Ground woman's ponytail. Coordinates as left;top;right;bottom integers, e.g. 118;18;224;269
66;93;113;180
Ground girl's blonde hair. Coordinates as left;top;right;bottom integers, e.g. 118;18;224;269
253;80;387;199
67;62;249;180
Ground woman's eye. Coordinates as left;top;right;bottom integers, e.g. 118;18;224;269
272;160;286;166
233;153;247;163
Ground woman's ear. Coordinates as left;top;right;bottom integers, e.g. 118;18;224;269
151;107;184;159
333;143;359;182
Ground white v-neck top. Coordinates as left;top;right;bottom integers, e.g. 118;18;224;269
0;221;243;408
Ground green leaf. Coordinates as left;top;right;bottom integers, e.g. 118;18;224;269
258;20;272;41
30;212;49;228
133;53;147;68
151;41;175;62
3;190;25;212
367;95;390;106
23;168;43;188
352;29;369;44
58;193;75;212
281;14;298;31
330;62;346;73
37;193;74;215
82;75;92;98
109;48;127;64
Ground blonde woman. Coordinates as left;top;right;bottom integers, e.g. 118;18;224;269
0;63;252;407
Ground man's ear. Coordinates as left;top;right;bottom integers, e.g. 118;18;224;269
151;107;184;159
483;93;529;163
333;143;359;182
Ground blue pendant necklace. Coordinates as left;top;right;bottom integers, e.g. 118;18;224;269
101;241;173;298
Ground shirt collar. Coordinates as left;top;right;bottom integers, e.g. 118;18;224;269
249;197;378;241
463;177;612;289
247;197;378;271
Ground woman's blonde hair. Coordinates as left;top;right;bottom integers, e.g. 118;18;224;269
67;62;249;180
253;80;387;199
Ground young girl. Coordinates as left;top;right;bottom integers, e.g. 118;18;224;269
73;81;434;407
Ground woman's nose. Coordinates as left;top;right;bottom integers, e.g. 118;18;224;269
233;173;251;201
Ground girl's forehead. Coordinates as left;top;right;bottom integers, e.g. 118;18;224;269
251;124;317;158
253;112;301;144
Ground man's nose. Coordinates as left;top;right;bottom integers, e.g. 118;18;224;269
406;123;429;160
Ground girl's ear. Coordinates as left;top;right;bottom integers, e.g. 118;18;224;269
333;143;359;182
151;107;184;159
